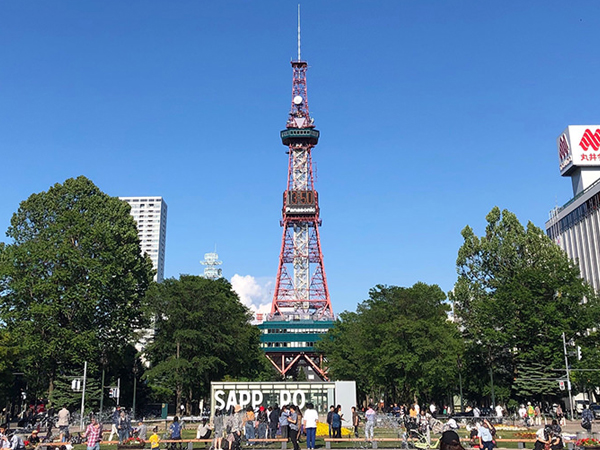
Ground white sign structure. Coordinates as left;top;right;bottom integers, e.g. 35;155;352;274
210;381;356;421
214;389;307;411
558;126;600;175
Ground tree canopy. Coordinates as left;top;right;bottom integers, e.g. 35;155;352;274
0;176;154;397
452;206;600;402
317;282;463;405
143;275;273;411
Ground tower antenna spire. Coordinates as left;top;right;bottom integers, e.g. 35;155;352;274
297;4;301;61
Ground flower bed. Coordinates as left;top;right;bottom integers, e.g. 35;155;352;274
576;438;600;448
117;437;146;449
515;432;538;439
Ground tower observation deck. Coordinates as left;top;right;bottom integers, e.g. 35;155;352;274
258;21;334;381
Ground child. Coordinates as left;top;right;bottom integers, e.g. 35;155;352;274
149;427;160;450
469;426;480;449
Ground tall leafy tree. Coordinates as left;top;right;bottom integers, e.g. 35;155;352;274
452;207;600;402
143;275;272;411
0;176;154;396
51;374;102;413
318;283;463;405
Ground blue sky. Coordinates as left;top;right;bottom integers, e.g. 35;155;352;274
1;1;599;315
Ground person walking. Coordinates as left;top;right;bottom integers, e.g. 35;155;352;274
84;417;103;450
108;407;121;442
303;403;318;450
169;416;182;440
279;405;289;440
287;405;300;450
352;407;360;438
365;404;376;441
117;410;131;444
582;405;594;433
477;420;494;450
269;404;280;439
535;405;541;426
257;406;268;440
331;407;342;438
243;406;255;442
149;427;160;450
57;406;70;443
556;405;565;427
326;406;334;438
227;405;244;450
213;409;224;450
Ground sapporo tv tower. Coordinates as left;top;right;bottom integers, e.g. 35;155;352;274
258;10;334;381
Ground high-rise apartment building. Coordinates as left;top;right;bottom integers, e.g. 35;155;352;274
546;126;600;291
119;196;168;282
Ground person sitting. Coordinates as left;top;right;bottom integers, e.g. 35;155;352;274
444;418;459;431
533;425;552;450
196;419;212;439
550;422;563;450
27;430;40;448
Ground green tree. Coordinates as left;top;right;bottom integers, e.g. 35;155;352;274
0;176;154;396
452;207;600;403
318;283;463;405
51;374;102;413
144;275;273;411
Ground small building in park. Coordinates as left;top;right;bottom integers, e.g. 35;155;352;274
210;381;356;421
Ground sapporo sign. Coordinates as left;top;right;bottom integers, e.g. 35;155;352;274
214;388;307;411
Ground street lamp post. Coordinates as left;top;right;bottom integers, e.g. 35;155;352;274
562;332;575;420
489;367;496;409
457;356;464;412
132;363;139;420
100;353;107;418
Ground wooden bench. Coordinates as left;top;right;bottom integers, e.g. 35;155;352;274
325;437;547;449
160;439;213;450
35;439;214;450
248;438;289;450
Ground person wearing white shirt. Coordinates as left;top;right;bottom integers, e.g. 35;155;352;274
303;403;319;450
495;405;504;423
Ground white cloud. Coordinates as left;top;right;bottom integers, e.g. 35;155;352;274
230;274;274;319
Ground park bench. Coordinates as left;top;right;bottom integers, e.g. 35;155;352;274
325;437;545;449
35;438;214;450
247;438;289;449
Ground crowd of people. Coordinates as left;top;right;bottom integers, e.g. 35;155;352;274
202;403;316;450
3;398;595;450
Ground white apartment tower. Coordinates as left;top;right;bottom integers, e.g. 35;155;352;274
546;126;600;291
120;196;168;282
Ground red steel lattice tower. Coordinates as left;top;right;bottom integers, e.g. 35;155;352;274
260;15;334;380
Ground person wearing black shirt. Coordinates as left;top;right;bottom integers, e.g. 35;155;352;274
269;405;280;439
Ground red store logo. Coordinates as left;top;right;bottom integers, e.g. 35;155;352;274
579;129;600;151
559;134;570;160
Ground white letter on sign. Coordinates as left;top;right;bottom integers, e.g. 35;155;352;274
293;390;306;409
215;390;225;410
239;390;251;408
226;391;237;411
252;391;263;408
280;390;291;405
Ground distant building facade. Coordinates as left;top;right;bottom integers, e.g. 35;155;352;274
119;196;167;282
546;126;600;291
